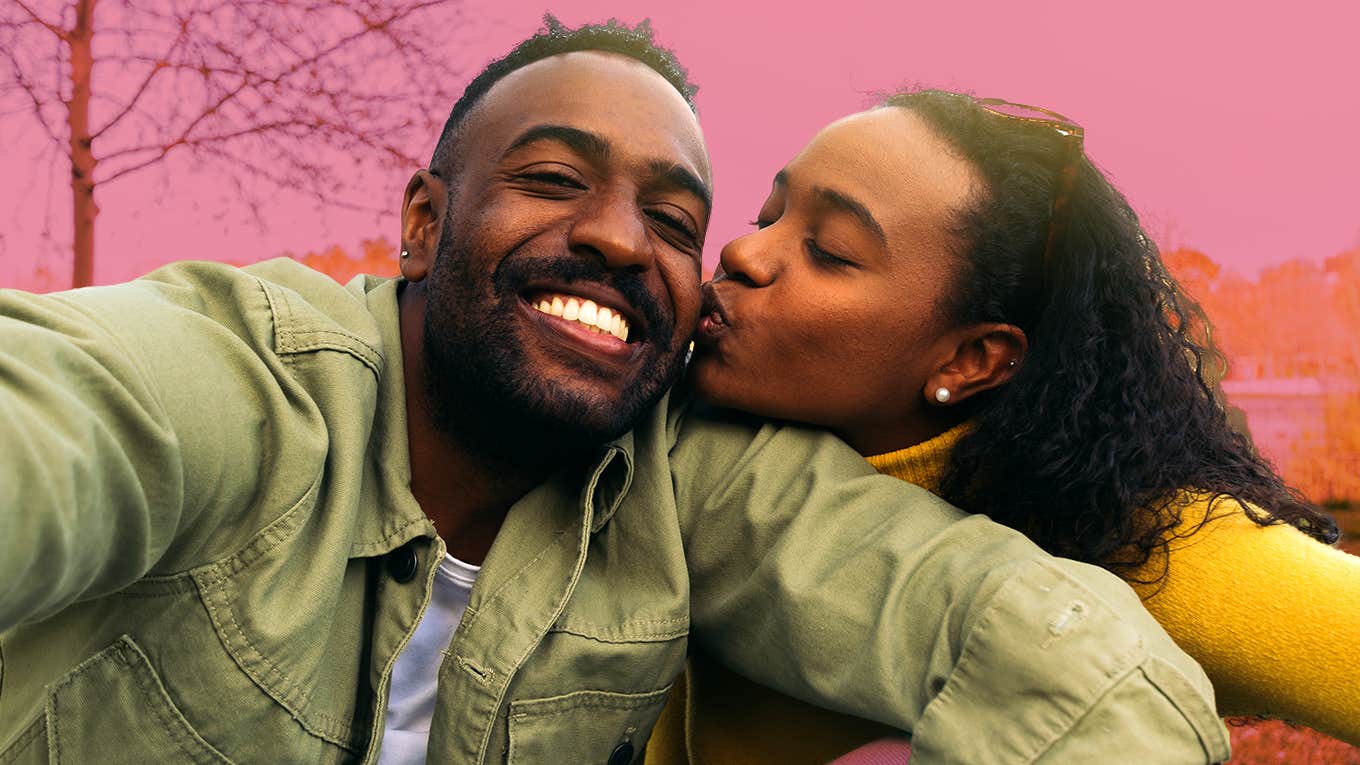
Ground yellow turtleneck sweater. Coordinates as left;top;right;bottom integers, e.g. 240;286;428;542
646;425;1360;763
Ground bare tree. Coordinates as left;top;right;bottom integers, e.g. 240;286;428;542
1;0;466;287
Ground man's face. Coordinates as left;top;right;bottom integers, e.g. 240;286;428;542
417;52;712;448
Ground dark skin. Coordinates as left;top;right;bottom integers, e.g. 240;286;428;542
398;263;531;563
395;53;712;563
693;108;1024;456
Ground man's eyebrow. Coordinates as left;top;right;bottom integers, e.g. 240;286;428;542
502;124;610;162
647;159;712;214
774;169;885;244
503;124;710;214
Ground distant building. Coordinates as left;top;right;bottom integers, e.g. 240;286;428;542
1222;377;1360;501
1222;378;1328;459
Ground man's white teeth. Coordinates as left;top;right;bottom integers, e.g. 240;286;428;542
531;294;630;341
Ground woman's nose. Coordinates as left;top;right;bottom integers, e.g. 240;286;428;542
717;229;777;288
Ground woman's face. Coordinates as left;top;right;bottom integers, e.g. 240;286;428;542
690;108;982;454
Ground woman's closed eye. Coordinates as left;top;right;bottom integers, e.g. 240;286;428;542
805;239;855;268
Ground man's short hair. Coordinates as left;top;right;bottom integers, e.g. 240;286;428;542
428;15;699;177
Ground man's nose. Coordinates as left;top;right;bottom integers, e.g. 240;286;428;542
717;229;776;288
567;190;654;271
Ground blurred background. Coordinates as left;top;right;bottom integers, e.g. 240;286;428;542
2;1;1356;760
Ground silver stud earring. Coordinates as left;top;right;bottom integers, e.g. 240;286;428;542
400;250;410;259
934;387;951;404
1008;359;1017;367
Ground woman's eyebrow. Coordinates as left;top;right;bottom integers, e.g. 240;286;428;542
812;187;886;244
774;169;885;244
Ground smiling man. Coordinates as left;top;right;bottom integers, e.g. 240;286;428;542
0;18;1230;765
393;45;712;565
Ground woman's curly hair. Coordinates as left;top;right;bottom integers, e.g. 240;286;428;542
885;90;1338;579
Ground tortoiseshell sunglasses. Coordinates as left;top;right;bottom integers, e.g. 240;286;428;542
970;97;1085;270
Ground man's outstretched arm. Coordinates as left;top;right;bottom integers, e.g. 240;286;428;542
0;263;333;630
669;403;1230;764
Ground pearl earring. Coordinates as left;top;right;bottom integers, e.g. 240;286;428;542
400;250;410;259
934;387;951;404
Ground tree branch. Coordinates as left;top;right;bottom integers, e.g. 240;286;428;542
2;45;69;158
91;24;189;139
171;0;453;135
10;0;67;40
99;117;316;184
11;0;467;265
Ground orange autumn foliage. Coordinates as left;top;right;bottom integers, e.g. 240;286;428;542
288;238;402;284
1164;247;1360;504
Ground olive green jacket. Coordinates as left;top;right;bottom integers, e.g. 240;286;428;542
0;260;1230;764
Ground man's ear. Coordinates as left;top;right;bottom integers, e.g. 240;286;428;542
400;170;449;283
923;324;1028;406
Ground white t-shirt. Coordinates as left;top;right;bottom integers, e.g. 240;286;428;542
378;552;480;765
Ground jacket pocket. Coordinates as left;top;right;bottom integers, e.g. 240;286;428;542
506;684;672;765
40;635;233;765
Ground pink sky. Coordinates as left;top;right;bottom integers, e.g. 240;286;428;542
2;0;1358;289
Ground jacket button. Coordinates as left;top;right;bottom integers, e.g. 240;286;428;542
606;742;634;765
386;543;419;583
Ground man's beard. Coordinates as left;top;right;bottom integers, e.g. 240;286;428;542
419;221;684;461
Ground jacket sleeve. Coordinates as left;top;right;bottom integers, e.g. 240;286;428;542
0;264;318;630
669;404;1231;765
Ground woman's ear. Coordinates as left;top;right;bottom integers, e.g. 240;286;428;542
923;323;1027;406
399;170;449;283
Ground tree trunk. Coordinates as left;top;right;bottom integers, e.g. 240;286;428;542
67;0;98;288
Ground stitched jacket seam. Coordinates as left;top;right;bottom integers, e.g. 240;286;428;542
0;716;43;764
194;576;361;752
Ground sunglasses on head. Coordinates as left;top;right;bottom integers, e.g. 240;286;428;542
971;97;1085;273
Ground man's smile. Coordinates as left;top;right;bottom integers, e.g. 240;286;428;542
527;290;632;341
517;286;643;363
